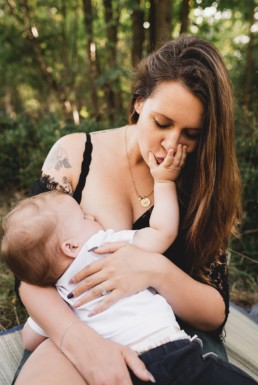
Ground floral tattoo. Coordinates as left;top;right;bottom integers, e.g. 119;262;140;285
45;145;72;171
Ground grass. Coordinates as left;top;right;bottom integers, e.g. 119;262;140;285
0;191;258;331
0;261;28;331
0;190;29;331
228;251;258;310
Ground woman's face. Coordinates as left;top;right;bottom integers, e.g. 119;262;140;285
135;81;204;164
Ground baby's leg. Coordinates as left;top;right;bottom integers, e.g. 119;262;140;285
15;339;86;385
22;321;47;351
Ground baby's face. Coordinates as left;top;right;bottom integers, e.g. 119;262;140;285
56;195;103;243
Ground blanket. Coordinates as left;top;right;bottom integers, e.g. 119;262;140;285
0;325;23;385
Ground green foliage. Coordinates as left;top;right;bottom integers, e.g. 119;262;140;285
229;110;258;296
0;115;54;191
235;111;258;257
0;114;112;192
0;260;28;331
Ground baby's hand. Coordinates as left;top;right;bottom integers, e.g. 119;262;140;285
149;144;187;182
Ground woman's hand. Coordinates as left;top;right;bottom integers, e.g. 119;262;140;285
68;242;161;314
63;322;156;385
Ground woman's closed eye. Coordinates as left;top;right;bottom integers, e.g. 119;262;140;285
183;130;201;141
153;118;201;141
153;118;170;129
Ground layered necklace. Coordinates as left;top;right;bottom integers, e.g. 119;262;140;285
124;127;153;208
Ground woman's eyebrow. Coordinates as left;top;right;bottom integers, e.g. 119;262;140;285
154;112;173;123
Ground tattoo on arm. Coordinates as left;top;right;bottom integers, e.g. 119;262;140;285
40;175;73;195
45;145;72;171
61;177;73;195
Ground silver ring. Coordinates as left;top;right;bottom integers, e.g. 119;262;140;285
99;284;108;296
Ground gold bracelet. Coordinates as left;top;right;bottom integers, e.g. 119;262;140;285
59;320;82;353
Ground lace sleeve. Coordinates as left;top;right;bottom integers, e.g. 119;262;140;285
29;174;73;196
205;252;230;336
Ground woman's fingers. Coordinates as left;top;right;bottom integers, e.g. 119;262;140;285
92;241;128;254
71;263;99;284
123;348;156;383
71;242;126;284
71;242;127;284
69;268;105;298
68;243;128;299
67;244;153;311
87;289;126;315
73;280;114;308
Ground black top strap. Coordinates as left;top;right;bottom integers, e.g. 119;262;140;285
73;132;93;203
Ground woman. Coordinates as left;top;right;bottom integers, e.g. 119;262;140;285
14;34;242;385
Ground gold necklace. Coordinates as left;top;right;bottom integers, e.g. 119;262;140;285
124;127;153;208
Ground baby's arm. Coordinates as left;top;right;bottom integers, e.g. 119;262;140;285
22;319;47;351
133;144;187;253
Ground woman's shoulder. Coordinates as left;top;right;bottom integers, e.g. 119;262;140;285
41;132;88;193
55;132;87;148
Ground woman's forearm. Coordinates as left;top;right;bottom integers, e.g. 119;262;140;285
150;254;226;331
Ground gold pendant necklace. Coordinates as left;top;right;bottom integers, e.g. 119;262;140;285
139;196;152;208
125;127;153;208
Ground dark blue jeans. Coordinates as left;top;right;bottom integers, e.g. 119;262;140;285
130;339;257;385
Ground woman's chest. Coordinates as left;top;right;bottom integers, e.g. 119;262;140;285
80;179;132;230
78;129;153;230
79;154;147;229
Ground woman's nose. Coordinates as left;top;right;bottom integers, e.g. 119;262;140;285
162;130;181;151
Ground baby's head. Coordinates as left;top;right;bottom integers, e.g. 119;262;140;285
1;190;103;286
1;190;69;286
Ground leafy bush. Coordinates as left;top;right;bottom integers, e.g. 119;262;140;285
0;114;111;193
228;109;258;305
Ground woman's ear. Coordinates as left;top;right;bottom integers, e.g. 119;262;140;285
61;240;80;259
134;98;143;115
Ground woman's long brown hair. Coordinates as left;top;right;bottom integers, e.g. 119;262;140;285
129;34;242;278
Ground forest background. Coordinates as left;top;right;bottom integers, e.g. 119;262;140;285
0;0;257;330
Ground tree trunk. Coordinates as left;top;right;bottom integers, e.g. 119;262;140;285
154;0;172;47
131;0;145;66
103;0;122;122
244;0;255;112
149;0;156;51
149;0;172;50
82;0;100;119
179;0;190;34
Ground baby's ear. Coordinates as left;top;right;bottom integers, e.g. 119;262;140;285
61;240;80;259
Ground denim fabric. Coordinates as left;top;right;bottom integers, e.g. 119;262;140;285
130;339;257;385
